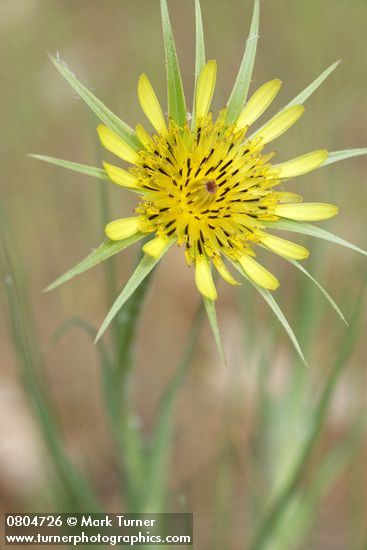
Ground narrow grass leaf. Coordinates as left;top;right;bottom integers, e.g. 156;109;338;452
95;244;173;342
250;284;366;550
191;0;206;130
203;297;226;364
49;54;140;149
305;419;365;510
288;259;347;325
268;419;364;550
0;208;101;511
284;60;340;108
48;317;110;369
143;303;205;511
264;219;367;257
49;315;146;509
231;261;307;366
322;148;367;166
226;0;260;125
29;154;109;181
160;0;186;127
46;234;143;292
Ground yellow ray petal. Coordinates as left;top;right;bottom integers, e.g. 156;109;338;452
238;254;279;290
213;255;240;286
103;162;141;190
274;202;339;221
138;74;167;134
143;235;171;259
136;123;152;148
261;233;309;259
195;60;217;121
237;79;282;129
97;125;138;164
195;256;217;300
105;217;140;241
274;149;328;178
253;105;305;145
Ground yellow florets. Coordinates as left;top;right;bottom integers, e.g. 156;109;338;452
133;113;280;266
98;62;337;300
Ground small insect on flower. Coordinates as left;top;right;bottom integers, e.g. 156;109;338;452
33;0;367;361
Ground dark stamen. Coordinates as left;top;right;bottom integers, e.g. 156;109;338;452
219;159;233;173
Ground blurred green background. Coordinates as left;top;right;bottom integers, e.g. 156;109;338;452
1;1;367;549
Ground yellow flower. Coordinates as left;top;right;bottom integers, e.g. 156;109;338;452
99;68;335;300
33;0;367;359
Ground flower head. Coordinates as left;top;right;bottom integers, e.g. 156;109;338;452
34;0;367;361
99;65;336;300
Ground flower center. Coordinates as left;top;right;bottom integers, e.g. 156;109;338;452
134;113;280;263
183;178;219;212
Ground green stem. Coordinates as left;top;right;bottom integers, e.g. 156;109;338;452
114;241;154;383
250;284;366;550
108;243;156;509
93;120;121;358
93;122;152;506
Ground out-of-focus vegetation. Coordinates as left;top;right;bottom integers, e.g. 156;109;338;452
1;1;367;548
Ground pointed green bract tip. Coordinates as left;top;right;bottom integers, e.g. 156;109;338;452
226;0;260;125
48;52;140;149
203;297;227;365
160;0;186;127
45;235;144;292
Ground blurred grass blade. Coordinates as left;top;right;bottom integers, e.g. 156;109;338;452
250;282;366;550
288;259;347;325
284;60;340;108
29;154;109;181
231;261;307;366
50;319;146;510
46;234;143;292
50;317;120;419
0;206;101;511
303;419;365;518
268;418;365;550
48;317;110;368
203;297;226;364
160;0;186;126
264;219;367;257
49;54;140;149
143;302;204;511
322;148;367;166
226;0;260;124
95;243;173;342
191;0;206;129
